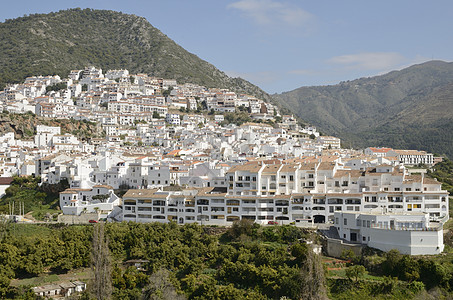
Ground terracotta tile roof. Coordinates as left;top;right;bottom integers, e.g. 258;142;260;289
262;164;282;174
226;162;263;173
92;185;114;189
0;177;13;185
123;189;162;198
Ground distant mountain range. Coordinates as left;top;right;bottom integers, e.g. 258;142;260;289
274;60;453;158
0;8;270;101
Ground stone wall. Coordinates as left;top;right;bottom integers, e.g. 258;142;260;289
326;237;363;258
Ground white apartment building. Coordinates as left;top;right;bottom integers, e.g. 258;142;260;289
119;161;448;228
316;136;341;149
387;149;434;166
364;147;393;157
166;113;181;126
335;211;444;255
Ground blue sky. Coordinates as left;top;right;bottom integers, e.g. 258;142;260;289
1;0;452;93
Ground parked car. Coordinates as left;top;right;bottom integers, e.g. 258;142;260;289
89;220;98;223
267;221;278;225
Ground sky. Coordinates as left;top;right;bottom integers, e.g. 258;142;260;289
1;0;453;93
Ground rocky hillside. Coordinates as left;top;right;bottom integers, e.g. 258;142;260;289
274;60;453;157
0;112;102;140
0;8;271;101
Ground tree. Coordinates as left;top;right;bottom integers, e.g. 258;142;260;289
142;268;185;300
162;87;173;97
299;246;328;300
45;82;67;94
91;223;112;300
91;194;110;202
345;265;367;283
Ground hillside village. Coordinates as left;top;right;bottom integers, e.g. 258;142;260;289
0;67;449;256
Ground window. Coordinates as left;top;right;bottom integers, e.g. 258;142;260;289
335;181;340;187
238;176;243;181
289;175;294;181
271;175;276;181
406;188;411;191
281;175;286;179
394;187;400;191
308;174;314;178
229;176;233;181
245;176;250;181
344;218;347;225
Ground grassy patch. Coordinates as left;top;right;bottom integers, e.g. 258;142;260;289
10;268;92;287
7;223;54;238
30;205;61;221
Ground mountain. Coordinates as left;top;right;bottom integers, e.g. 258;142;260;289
274;60;453;158
0;8;270;101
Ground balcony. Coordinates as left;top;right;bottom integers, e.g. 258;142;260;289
345;199;361;205
197;199;210;205
275;200;289;206
406;198;422;203
328;199;343;205
226;200;240;206
313;199;326;205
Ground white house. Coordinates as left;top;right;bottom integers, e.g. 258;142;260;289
334;211;444;255
59;184;120;218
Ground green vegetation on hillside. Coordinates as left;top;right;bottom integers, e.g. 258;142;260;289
0;176;68;220
428;158;453;195
0;8;270;102
0;221;452;299
0;221;324;299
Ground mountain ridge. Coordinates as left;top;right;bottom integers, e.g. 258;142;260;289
274;60;453;157
0;8;271;102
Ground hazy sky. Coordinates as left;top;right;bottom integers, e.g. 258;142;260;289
1;0;452;93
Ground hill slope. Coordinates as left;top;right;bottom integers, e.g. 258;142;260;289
274;60;453;157
0;8;270;101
